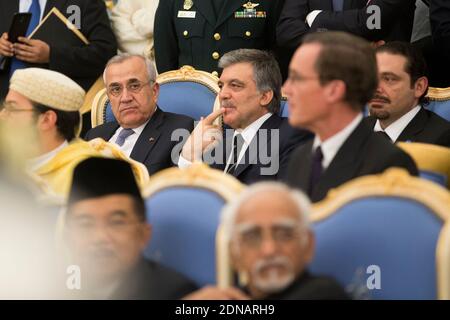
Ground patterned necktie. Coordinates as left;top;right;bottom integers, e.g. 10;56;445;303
9;0;41;78
332;0;344;11
226;133;244;174
115;128;135;147
309;146;324;195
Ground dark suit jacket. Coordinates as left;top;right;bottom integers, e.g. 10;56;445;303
207;114;312;184
154;0;284;75
286;119;418;202
110;258;197;300
0;0;117;99
85;108;194;175
365;108;450;147
263;271;349;300
277;0;415;48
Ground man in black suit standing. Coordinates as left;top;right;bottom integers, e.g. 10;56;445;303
0;0;117;99
85;54;194;175
366;42;450;147
65;157;197;299
283;32;417;203
179;49;311;184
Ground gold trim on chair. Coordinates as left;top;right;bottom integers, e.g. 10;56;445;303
142;163;244;287
90;88;109;128
311;168;450;223
397;142;450;187
427;87;450;101
156;65;220;95
81;77;105;115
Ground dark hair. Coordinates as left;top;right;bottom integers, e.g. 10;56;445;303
376;41;429;105
302;32;378;111
32;104;80;141
132;196;146;222
219;49;282;114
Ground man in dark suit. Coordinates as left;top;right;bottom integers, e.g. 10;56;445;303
179;49;311;184
283;32;418;203
85;54;194;175
0;0;117;99
65;157;197;299
184;182;348;300
366;41;450;147
153;0;284;77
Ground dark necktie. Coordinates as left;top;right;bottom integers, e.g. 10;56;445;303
115;128;135;147
332;0;344;11
376;131;393;143
309;146;324;195
9;0;41;78
226;133;244;174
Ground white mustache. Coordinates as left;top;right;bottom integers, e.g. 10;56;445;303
254;256;292;274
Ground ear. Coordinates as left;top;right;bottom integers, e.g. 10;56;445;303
324;80;346;104
37;110;57;131
229;240;242;271
152;82;160;103
303;230;316;264
414;76;428;100
259;90;274;107
139;223;152;250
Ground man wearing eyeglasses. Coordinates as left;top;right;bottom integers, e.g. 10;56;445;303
85;54;195;175
184;182;347;300
65;157;197;299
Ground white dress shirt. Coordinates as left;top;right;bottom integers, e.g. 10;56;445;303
373;105;421;142
27;140;68;171
19;0;47;21
178;113;273;171
109;119;150;157
312;113;363;169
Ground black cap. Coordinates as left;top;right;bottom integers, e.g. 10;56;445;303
68;157;142;205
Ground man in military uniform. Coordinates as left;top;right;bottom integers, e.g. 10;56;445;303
154;0;284;77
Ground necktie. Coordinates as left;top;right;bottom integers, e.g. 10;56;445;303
115;128;135;147
376;131;392;143
226;133;244;174
309;146;324;195
332;0;344;11
9;0;42;78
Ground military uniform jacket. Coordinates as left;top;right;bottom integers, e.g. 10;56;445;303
154;0;284;75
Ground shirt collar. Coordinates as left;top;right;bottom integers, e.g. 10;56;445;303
233;113;273;145
374;105;421;142
313;113;363;169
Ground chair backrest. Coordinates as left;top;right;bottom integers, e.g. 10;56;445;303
90;66;220;127
142;163;243;287
309;168;450;299
426;87;450;121
157;65;219;120
279;97;289;118
397;142;450;188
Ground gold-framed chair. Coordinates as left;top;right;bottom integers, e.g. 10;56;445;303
141;163;243;287
309;168;450;299
426;87;450;121
398;142;450;188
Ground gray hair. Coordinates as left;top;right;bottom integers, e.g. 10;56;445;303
218;49;282;114
221;182;311;247
103;54;157;83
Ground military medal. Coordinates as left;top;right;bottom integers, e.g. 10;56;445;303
235;2;266;18
183;0;193;10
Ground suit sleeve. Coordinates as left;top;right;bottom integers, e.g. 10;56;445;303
48;0;117;78
310;0;411;41
430;0;450;56
384;150;419;177
276;0;311;48
154;0;179;73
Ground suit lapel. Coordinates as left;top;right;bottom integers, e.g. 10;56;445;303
216;0;246;29
294;139;314;193
129;109;163;163
396;108;427;142
193;0;216;26
313;120;370;197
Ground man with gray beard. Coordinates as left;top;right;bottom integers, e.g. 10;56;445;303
184;182;348;300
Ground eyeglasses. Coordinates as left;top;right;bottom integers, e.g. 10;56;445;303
1;102;35;115
107;80;153;97
237;224;301;248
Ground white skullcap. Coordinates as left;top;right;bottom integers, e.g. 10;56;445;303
9;68;85;112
